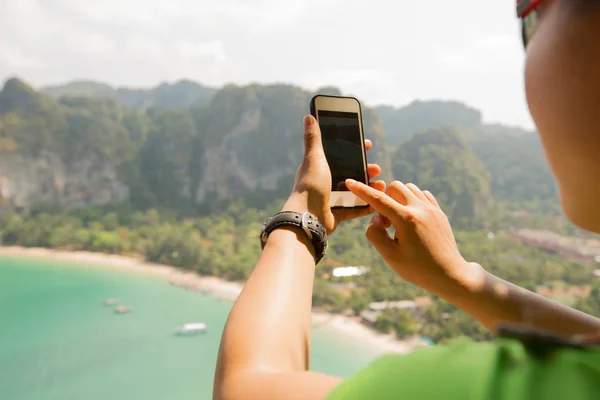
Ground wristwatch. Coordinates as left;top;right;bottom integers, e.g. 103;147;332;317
260;211;328;265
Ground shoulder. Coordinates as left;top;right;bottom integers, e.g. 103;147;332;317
326;338;600;400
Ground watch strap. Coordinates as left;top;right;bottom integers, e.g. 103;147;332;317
260;211;327;264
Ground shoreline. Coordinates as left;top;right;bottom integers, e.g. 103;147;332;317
0;246;417;355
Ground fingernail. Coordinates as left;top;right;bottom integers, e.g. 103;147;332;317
346;179;357;186
304;115;315;130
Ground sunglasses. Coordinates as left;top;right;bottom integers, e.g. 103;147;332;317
517;0;542;48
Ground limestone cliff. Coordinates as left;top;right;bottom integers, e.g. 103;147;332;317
0;78;132;210
1;78;392;212
0;151;128;210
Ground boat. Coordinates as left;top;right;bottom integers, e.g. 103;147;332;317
114;306;132;314
175;323;207;335
181;282;196;290
103;299;119;306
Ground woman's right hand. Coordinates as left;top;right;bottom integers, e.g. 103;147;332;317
346;179;484;296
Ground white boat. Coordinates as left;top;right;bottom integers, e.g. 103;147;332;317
114;306;132;314
175;323;207;335
103;299;119;306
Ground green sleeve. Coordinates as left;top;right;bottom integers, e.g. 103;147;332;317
326;338;600;400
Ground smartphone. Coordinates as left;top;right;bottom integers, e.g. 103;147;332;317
310;95;369;209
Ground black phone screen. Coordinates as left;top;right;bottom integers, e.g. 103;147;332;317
317;110;367;191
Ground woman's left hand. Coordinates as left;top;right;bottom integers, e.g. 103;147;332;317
284;115;386;234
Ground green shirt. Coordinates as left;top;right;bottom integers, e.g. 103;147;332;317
327;337;600;400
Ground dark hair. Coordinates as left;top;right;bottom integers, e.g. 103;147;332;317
569;0;600;9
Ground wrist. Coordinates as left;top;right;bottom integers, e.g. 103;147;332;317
260;210;327;264
265;226;316;259
433;261;489;304
284;192;311;214
285;189;335;235
448;261;487;291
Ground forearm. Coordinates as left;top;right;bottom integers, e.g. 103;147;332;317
442;264;600;336
214;207;320;397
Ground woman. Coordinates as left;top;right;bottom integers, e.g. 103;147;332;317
214;1;600;399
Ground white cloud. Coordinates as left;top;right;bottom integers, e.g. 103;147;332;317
301;69;413;107
0;0;534;128
174;40;226;64
64;33;116;57
437;33;522;70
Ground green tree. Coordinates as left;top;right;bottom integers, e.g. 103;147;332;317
90;231;129;254
574;286;600;317
391;127;492;223
100;212;120;231
347;290;370;316
394;309;419;339
374;312;395;334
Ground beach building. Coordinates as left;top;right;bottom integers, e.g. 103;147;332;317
510;229;600;263
329;282;359;298
332;266;368;278
360;298;432;325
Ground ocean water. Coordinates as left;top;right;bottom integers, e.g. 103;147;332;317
0;257;381;400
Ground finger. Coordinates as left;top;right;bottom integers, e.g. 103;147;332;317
370;180;386;192
385;181;419;206
366;215;397;260
303;115;323;156
332;181;386;223
377;214;392;228
364;139;373;152
423;190;441;209
405;183;428;202
337;178;383;193
346;179;407;225
367;164;381;180
333;206;371;223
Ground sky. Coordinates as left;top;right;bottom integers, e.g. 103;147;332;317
0;0;534;129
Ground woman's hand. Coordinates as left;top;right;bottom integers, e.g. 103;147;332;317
284;115;386;234
346;179;484;295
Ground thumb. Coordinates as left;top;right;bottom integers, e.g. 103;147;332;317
303;115;324;156
366;215;397;259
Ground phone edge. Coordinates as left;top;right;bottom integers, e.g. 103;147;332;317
310;94;370;210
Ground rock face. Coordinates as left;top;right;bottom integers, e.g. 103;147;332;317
0;151;128;210
0;78;558;215
190;84;391;207
391;127;492;221
0;78;138;210
191;84;304;205
42;79;217;110
194;108;297;203
0;79;391;212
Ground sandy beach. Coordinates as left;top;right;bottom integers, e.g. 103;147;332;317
0;246;417;355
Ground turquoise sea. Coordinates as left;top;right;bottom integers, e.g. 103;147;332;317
0;256;381;400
